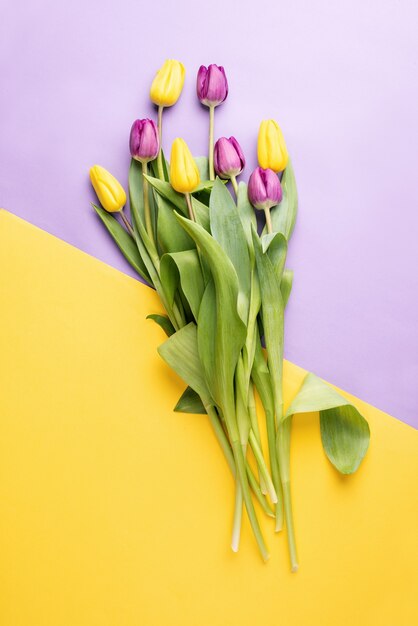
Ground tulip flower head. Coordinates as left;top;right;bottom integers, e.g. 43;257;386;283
214;136;245;179
257;119;289;172
89;165;126;213
129;118;159;164
170;138;200;194
248;167;282;211
150;59;186;108
197;64;228;108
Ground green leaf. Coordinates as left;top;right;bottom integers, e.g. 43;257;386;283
146;314;175;337
92;204;152;286
197;279;217;400
209;178;252;323
262;232;288;279
128;161;187;328
144;175;187;213
251;332;282;513
284;372;370;474
193;156;228;193
194;156;209;181
156;194;195;253
157;323;212;407
281;269;294;307
241;270;261;379
174;386;206;414
150;150;170;182
176;214;246;427
191;196;211;230
252;227;285;413
237;182;257;258
129;158;145;228
144;175;210;231
270;159;298;240
160;250;205;321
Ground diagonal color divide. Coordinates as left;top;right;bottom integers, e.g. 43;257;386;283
1;0;418;427
0;211;417;626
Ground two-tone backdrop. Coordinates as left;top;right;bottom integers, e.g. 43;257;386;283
1;0;417;426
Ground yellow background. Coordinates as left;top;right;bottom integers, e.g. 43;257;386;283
0;210;417;625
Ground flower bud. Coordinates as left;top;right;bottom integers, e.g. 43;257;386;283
196;64;228;107
214;136;245;179
248;167;282;211
129;118;159;164
257;119;289;172
150;59;186;107
170;138;200;194
89;165;126;213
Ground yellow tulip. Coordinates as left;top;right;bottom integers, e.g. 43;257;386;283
150;59;186;107
89;165;126;213
257;119;289;172
170;138;200;194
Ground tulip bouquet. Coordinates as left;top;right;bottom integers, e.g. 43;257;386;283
89;60;370;571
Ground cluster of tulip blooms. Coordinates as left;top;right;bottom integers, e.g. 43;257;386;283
89;60;370;571
90;61;288;235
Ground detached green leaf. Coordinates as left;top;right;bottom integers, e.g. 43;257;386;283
92;204;151;286
284;372;370;474
174;386;206;414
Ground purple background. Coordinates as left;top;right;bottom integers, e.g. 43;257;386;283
1;0;417;427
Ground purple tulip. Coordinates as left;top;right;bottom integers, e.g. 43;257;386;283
214;137;245;179
196;64;228;107
248;167;283;210
129;118;159;163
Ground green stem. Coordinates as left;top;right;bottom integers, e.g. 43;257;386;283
231;439;270;561
120;209;135;237
185;192;210;286
206;405;273;520
185;193;196;221
208;105;215;180
267;403;283;531
249;430;277;504
171;299;186;329
247;463;275;518
277;418;298;572
282;481;298;572
247;380;266;494
231;476;243;552
157;105;164;180
206;405;235;474
264;206;273;234
252;339;284;530
230;175;238;197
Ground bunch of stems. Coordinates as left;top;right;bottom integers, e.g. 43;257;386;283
117;119;298;571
